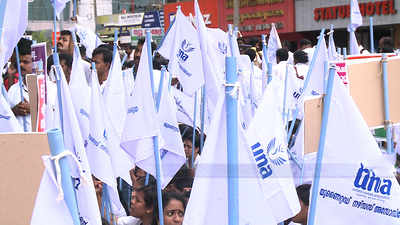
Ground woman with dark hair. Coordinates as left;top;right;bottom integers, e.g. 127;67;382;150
155;192;186;225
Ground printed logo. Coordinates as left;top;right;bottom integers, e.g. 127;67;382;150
353;163;392;196
177;39;195;62
79;108;90;119
218;41;227;55
0;114;11;120
80;216;88;225
127;106;139;114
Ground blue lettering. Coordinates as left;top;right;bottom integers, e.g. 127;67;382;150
354;163;392;195
128;106;139;114
354;163;370;190
380;179;392;195
251;142;272;179
0;114;11;120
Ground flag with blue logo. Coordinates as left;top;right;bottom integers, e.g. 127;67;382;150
0;0;27;69
348;0;362;55
157;7;204;96
50;0;70;17
31;156;75;225
87;69;126;216
55;65;102;225
304;36;328;96
328;29;339;61
246;77;300;223
120;38;161;184
313;72;400;225
266;23;282;65
157;72;186;187
183;90;278;225
75;24;104;58
0;88;22;132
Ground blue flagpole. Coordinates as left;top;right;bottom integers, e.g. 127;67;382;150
47;128;81;225
14;45;28;132
225;56;239;225
287;29;325;144
381;54;393;154
343;48;347;59
73;0;77;17
282;64;289;123
145;30;165;225
261;34;269;90
337;47;341;55
113;30;118;60
199;85;206;152
369;17;375;53
191;91;198;168
228;24;235;56
308;63;336;225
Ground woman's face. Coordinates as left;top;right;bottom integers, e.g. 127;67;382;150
130;191;149;218
163;199;184;225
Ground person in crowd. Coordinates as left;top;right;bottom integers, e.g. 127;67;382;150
133;38;157;77
290;184;311;225
92;46;113;85
272;48;290;82
8;38;32;131
4;61;18;90
293;50;308;81
378;36;394;53
299;39;314;63
47;53;73;83
165;165;194;200
244;47;263;103
158;192;186;225
182;127;201;169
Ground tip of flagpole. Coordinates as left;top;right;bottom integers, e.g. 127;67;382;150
176;5;181;10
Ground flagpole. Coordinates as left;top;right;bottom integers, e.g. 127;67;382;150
307;63;336;225
337;47;341;55
199;85;206;151
47;128;81;225
73;0;77;17
228;24;235;56
381;53;393;154
191;91;198;168
225;56;239;225
14;46;28;132
145;30;165;225
369;17;375;53
282;64;289;123
287;29;325;143
343;48;347;59
261;34;269;90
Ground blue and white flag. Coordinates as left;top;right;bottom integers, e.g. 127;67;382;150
328;29;339;61
312;73;400;225
31;156;75;225
266;23;282;65
50;0;70;17
157;73;186;187
348;0;362;55
120;38;160;183
87;69;126;216
75;24;104;58
69;42;91;143
246;77;300;223
183;91;278;225
304;36;328;96
0;0;27;69
171;87;201;128
55;65;102;225
158;7;204;96
0;88;22;132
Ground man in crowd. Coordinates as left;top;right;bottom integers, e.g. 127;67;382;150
299;39;314;63
92;46;113;85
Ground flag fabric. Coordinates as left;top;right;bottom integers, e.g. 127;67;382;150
87;69;125;216
55;65;102;225
171;87;201;129
206;28;229;81
0;88;22;132
349;31;359;55
31;156;75;225
51;0;70;17
157;72;186;187
304;37;328;96
122;68;135;105
0;0;28;69
328;30;338;61
183;91;278;225
348;0;362;55
266;23;282;65
75;24;104;58
237;55;255;129
120;38;160;183
157;7;205;96
312;73;400;225
246;77;300;223
69;45;91;142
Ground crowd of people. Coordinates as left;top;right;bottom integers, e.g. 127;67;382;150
1;27;399;225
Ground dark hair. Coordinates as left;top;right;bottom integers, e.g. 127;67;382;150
137;37;145;47
92;47;113;64
153;52;169;70
296;184;311;206
47;53;73;72
123;60;135;70
60;30;80;43
137;37;157;54
276;48;289;62
97;43;113;52
182;126;201;149
162;192;186;211
379;37;394;53
135;184;157;209
293;50;308;64
17;38;32;56
244;48;256;62
169;166;194;192
299;39;312;48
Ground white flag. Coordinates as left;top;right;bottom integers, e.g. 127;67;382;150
51;0;70;17
31;156;75;225
313;73;400;225
328;29;338;61
55;65;102;225
246;78;301;223
349;0;362;31
183;92;278;225
87;69;126;216
349;31;360;55
158;7;205;96
0;0;27;69
266;24;282;65
120;38;160;182
0;89;22;132
75;24;104;58
171;87;200;128
157;73;186;187
304;37;328;96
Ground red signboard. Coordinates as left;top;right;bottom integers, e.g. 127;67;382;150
163;0;220;31
219;0;295;36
